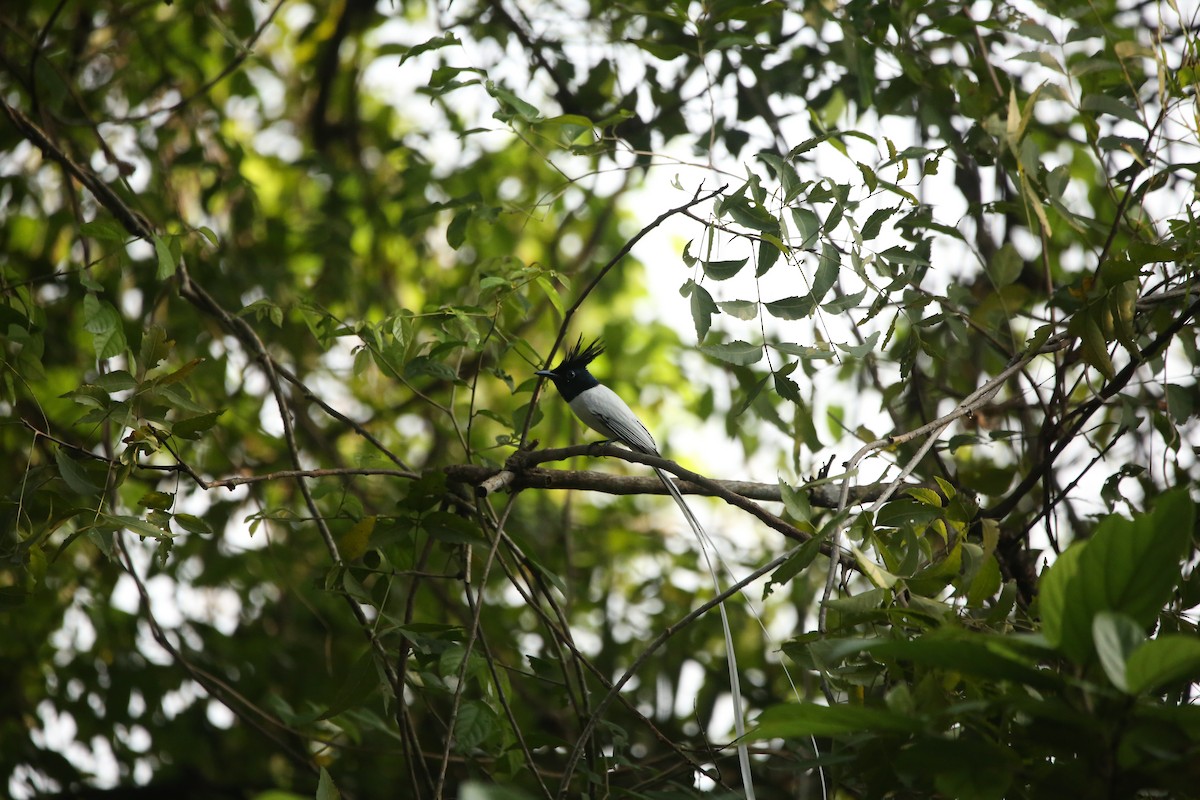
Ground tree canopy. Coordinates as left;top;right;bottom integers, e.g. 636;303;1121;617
3;0;1200;798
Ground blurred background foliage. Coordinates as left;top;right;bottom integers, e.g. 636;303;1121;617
2;0;1200;797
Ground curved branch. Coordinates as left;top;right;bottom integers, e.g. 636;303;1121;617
517;184;726;446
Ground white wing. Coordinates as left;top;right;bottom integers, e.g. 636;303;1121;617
567;384;659;455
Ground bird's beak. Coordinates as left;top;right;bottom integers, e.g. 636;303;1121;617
534;370;555;378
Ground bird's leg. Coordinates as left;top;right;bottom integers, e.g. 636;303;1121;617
586;439;615;455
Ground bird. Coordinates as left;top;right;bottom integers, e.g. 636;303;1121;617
534;337;701;527
536;335;757;799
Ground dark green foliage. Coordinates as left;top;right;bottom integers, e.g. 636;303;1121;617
2;0;1199;798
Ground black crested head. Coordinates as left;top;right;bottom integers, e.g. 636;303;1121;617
557;336;605;372
535;336;604;401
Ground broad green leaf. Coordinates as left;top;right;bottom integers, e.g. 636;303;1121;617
93;370;138;393
1078;311;1115;380
1125;635;1200;694
1092;611;1143;691
1039;542;1084;655
536;275;565;320
779;480;813;522
751;702;920;739
453;700;499;751
486;80;540;121
1041;490;1194;663
1009;50;1065;73
138;491;174;510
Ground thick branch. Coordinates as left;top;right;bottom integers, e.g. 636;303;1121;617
446;458;890;507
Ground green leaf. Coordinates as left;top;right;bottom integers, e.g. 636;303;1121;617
787;133;833;159
398;32;461;66
319;649;380;720
55;448;103;495
536;275;565;321
860;206;895;241
767;537;824;593
1041;490;1194;663
1038;542;1084;655
716;300;758;320
138;491;174;510
701;258;748;281
173;513;213;535
1078;310;1115;380
486;81;541;121
772;342;836;359
681;279;717;340
811;244;840;304
852;545;899;589
988;243;1023;287
80;219;128;241
757;237;782;276
1081;94;1144;126
836;331;880;358
765;295;816;320
751;702;920;739
454;700;499;751
790;207;820;249
172;410;223;440
447;210;470;249
94;370;138;393
779;480;812;522
316;767;340;800
460;782;536;800
424;511;486;544
339;516;376;561
1092;611;1143;692
153;235;176;280
699;340;762;366
83;294;128;360
1126;635;1200;694
102;513;175;540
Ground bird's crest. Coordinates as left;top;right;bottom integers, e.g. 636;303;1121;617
553;336;605;372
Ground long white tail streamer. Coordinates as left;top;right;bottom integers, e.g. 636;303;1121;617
656;467;828;800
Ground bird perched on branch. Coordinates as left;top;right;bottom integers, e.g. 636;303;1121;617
535;335;757;799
